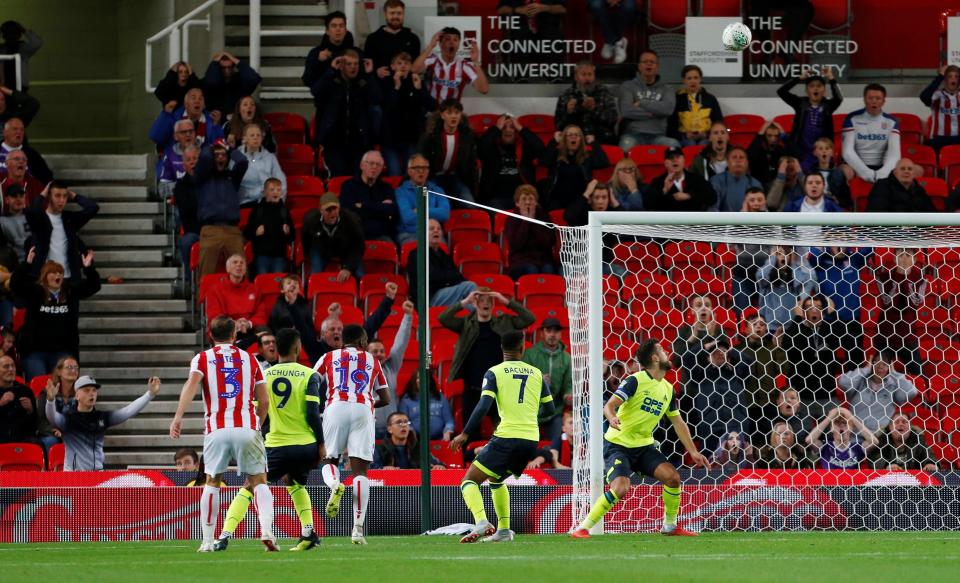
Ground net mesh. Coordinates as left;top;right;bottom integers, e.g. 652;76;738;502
559;219;960;532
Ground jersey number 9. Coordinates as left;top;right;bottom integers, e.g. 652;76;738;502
272;377;292;409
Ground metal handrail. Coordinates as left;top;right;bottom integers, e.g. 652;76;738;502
145;0;221;92
0;55;22;91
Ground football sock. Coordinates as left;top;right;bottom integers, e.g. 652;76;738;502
460;480;487;524
353;475;370;527
220;487;253;537
490;481;510;530
321;463;340;489
287;483;314;536
199;486;220;542
254;483;275;539
579;489;620;530
663;485;682;527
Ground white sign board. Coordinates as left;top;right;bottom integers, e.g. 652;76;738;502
424;16;483;63
949;17;960;67
686;17;743;77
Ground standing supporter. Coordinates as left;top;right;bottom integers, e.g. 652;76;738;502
555;61;618;145
539;124;610;211
0;354;35;443
0;21;41;91
777;70;842;171
368;299;415;438
618;50;679;151
413;27;489;103
522;317;572;441
765;156;805;211
417;99;478;205
397;372;455;441
806;406;878;470
301;11;359;89
269;274;323;363
47;376;161;471
672;294;725;372
875;249;926;375
25;181;99;282
394;153;450;245
340;151;399;242
564;179;622;227
681;336;750;453
236;123;286;207
739;314;792;437
920;64;960;152
757;421;813;469
149;88;224;152
205;254;272;349
504;184;556;278
223;96;276;152
782;173;843;213
869;413;939;471
608;158;645;210
839;352;919;433
406;218;476;307
173;146;200;287
254;331;279;370
690;121;730;180
809;246;870;351
364;0;421;74
34;356;78;453
301;193;364;279
669;65;723;147
709;147;762;212
1;150;44;203
373;410;446;469
757;244;816;333
730;188;769;312
0;223;16;327
810;137;851;209
478;115;543;210
0;85;40;127
1;117;52;182
154;61;201;111
157;118;199;199
644;147;717;212
242;178;294;275
194;142;248;279
866;158;936;213
201;51;262;123
587;0;635;64
747;121;791;188
380;52;433;177
841;84;900;183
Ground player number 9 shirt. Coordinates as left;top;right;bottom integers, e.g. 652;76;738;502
605;370;679;448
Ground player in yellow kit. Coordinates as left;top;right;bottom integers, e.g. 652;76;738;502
571;339;710;538
451;331;555;543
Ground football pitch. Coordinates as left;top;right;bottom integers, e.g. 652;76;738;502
3;532;959;583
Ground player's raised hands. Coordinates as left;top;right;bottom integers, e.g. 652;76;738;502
450;432;469;451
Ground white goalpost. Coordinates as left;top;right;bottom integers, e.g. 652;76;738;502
560;212;960;533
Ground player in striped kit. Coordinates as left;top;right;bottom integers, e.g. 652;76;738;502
169;316;275;553
413;27;489;103
313;324;391;545
920;65;960;152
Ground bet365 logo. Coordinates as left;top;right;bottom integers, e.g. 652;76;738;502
639;396;663;416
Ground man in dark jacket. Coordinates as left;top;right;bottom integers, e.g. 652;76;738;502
24;180;98;282
867;158;936;213
747;121;793;188
174;146;200;286
0;354;35;443
554;61;618;144
339;151;398;241
194;141;248;278
776;70;843;172
478;115;543;209
302;193;364;281
644;147;717;211
201;51;262;122
406;218;476;308
417;99;477;204
363;0;421;74
681;337;750;453
301;11;361;89
0;85;40;127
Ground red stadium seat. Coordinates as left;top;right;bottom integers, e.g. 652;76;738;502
811;0;851;33
517;114;555;144
772;114;794;134
916;177;949;211
612;241;662;272
594;145;626;182
648;0;687;31
893;113;924;145
197;274;228;306
833;113;846;135
850;178;872;212
446;209;492;249
701;0;742;17
382;175;403;189
307;273;358;311
263;112;307;145
724;114;766;148
326;176;350;195
359;274;408;314
628;145;669;184
238;207;253;231
548;209;567;226
253;273;286;308
620;271;675;303
400;240;417;271
29;374;50;398
471;273;515;298
47;443;65;471
682;145;703;168
430;440;463;468
364;240;399;274
663;241;714;270
939;145;960;187
901;143;937;178
453;242;502;277
517;274;566;308
0;442;44;471
277;144;315;176
468;113;499;136
287;175;325;197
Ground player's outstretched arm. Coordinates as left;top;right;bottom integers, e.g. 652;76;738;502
170;372;201;439
668;414;711;469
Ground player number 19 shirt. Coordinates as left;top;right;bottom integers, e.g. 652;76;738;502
605;370;679;448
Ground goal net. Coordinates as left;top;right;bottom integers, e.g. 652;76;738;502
559;212;960;532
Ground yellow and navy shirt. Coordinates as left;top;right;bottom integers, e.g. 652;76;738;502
605;370;679;448
264;362;321;447
481;360;552;442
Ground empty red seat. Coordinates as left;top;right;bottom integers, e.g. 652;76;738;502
811;0;851;32
446;209;492;249
612;241;662;272
29;374;50;398
517;113;555;144
430;440;463;468
850;178;872;212
468;113;499;136
901;143;937;178
594;145;626;182
894;113;924;145
253;273;286;308
772;114;794;134
278;144;315;176
724;114;766;148
916;177;948;211
47;442;65;471
648;0;687;31
263;112;307;145
700;0;742;16
682;145;703;167
517;274;566;308
471;273;515;298
359;273;408;313
939;145;960;188
453;242;503;277
0;442;44;471
326;176;350;195
307;273;358;312
628;145;669;183
364;240;399;274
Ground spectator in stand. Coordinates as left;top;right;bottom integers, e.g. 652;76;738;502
418;99;478;205
0;327;19;375
398;371;455;441
372;411;445;470
439;288;535;427
669;65;723;147
236;123;286;207
765;156;805;211
709;146;762;212
12;248;100;380
739;313;792;437
45;375;161;471
548;411;574;469
365;1;421;75
0;85;39;127
320;289;396;358
301;192;364;279
618;50;679;151
777;70;842;171
268;274;323;363
175;448;199;472
201;51;262;123
710;431;755;469
875;249;926;375
254;331;279;370
369;298;415;439
810;137;852;209
523;317;572;441
608;157;645;210
764;388;814;445
841;84;900;183
157;119;199;199
504;184;556;279
681;336;750;453
496;1;566;76
920;64;960;152
866;158;936;213
839;352;919;433
644;147;717;212
671;294;728;375
540;124;610;211
758;245;818;333
380;51;433;177
757;421;813;469
1;185;29;261
301;11;360;90
173;146;200;287
223;96;276;152
149;87;223;152
806;406;878;470
810;246;870;354
782;173;843;213
311;49;381;177
406;218;476;308
564;179;622;227
154;61;201;111
730;188;769;312
205;254;271;348
478;114;543;210
340;151;399;242
555;61;618;145
0;354;35;443
395;153;450;245
0;224;16;326
242;178;294;275
1;149;44;202
0;21;41;91
587;0;635;64
747;121;791;188
413;27;489;102
869;413;939;471
194;141;247;278
1;117;52;182
34;356;78;453
25;181;99;282
690;121;730;180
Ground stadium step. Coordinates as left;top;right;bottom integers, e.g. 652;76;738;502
85;367;190;382
94;267;180;281
45;154;149;171
109;417;204;434
92;249;165;266
99;400;203;415
82;233;171;248
94;283;174;298
95;202;164;215
85;217;158;233
80;299;189;313
105;452;185;467
79;316;186;332
80;349;197;366
106;434;204;448
79;332;197;347
73;185;150;201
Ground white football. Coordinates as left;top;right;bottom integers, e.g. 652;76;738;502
722;22;752;52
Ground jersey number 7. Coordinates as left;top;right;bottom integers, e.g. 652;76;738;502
513;374;528;404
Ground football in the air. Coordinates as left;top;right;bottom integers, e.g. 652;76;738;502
722;22;752;51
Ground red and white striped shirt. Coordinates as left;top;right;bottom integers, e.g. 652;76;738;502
928;89;960;138
314;347;388;410
424;54;478;103
190;344;265;434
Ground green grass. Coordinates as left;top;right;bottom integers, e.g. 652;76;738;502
3;532;959;582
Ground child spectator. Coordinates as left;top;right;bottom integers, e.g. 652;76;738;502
757;421;813;469
237;123;285;207
669;65;723;146
756;245;816;333
875;248;927;374
540;125;610;211
242;178;294;275
380;52;433;177
549;411;574;469
869;413;939;471
810;137;851;209
418;99;478;205
223;96;276;152
505;185;556;279
34;355;78;453
776;70;843;171
397;371;455;441
919;64;960;152
806;406;878;470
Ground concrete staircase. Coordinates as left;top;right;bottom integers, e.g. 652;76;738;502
45;154;202;468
